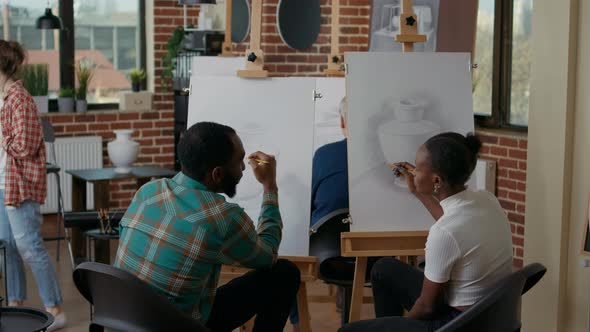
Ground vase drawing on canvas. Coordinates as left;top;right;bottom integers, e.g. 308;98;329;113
377;98;440;188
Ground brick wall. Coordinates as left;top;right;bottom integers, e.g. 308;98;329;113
477;131;528;268
43;0;527;266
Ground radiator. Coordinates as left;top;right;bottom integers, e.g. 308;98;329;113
475;159;497;193
41;136;103;214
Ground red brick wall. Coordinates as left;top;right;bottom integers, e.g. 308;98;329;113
477;131;528;268
40;111;175;208
42;0;527;266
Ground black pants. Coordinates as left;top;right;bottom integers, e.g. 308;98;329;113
206;259;301;332
339;258;461;332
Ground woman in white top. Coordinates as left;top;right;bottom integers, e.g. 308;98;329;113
340;132;513;332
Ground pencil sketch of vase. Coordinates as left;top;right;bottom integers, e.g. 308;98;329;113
377;98;440;188
370;0;438;52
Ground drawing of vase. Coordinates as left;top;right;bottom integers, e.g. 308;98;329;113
107;129;140;174
377;98;440;187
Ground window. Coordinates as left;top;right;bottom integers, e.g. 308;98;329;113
74;0;141;104
1;1;60;98
2;0;144;107
474;0;533;128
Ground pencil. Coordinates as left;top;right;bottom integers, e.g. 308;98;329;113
249;158;270;165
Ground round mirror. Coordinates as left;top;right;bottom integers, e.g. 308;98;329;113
232;0;251;43
276;0;321;50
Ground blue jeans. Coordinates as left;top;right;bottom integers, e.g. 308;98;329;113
0;190;63;307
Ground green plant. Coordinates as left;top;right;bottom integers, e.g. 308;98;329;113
129;69;146;84
18;64;48;96
76;58;94;100
161;26;189;90
58;87;75;98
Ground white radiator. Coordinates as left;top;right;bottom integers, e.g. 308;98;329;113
41;136;103;214
475;159;497;193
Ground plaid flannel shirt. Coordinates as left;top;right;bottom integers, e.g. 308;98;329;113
0;81;47;206
115;172;282;323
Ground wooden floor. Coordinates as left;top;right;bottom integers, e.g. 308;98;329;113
13;218;376;331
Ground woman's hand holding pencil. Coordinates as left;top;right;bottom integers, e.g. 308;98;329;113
387;162;417;193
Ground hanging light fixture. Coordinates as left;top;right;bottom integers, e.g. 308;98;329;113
36;0;62;30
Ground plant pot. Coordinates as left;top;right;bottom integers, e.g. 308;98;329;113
131;82;141;92
107;129;140;174
76;99;87;113
32;96;49;113
58;97;75;113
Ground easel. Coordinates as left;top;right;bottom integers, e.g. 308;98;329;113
342;0;428;323
220;256;318;332
324;0;345;77
221;0;234;56
236;0;268;78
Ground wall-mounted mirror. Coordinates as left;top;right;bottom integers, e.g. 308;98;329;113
232;0;251;43
276;0;321;50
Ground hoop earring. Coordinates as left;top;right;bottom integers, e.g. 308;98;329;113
434;184;440;194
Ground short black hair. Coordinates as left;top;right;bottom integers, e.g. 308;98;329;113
424;132;482;188
178;122;237;181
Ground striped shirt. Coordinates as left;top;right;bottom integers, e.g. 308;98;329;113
0;81;47;206
115;172;282;323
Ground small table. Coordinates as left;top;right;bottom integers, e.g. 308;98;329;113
85;229;121;264
66;166;176;264
0;307;54;332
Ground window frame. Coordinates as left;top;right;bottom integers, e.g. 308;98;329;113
474;0;529;131
1;0;147;111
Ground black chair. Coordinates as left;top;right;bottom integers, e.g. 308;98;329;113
435;263;547;332
73;262;211;332
309;210;377;325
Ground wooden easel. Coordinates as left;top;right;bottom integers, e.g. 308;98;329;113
324;0;345;77
236;0;268;78
221;0;234;56
220;256;318;332
342;0;428;323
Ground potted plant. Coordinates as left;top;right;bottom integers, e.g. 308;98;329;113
58;87;75;113
20;64;49;113
161;26;189;91
75;59;94;113
129;69;146;92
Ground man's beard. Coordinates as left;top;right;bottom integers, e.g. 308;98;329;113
221;172;240;198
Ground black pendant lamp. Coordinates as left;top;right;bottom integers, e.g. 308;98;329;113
36;1;62;30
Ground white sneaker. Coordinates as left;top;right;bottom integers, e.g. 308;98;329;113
47;312;67;332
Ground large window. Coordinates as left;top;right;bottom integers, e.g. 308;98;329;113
473;0;533;128
1;0;143;106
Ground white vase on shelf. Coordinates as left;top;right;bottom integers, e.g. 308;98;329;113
107;129;140;174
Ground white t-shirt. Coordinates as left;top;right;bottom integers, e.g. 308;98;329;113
0;96;6;189
424;189;513;307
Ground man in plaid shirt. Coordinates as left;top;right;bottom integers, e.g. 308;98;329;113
115;122;300;331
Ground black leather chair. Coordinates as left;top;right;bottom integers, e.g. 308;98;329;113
435;263;547;332
309;210;378;325
73;262;210;332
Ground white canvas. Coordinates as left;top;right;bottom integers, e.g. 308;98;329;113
370;0;440;52
187;76;316;256
346;52;474;232
190;56;244;77
314;77;346;152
